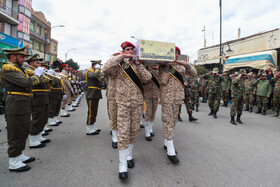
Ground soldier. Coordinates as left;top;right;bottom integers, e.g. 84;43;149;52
269;70;280;117
143;65;160;141
203;67;224;119
85;60;102;135
221;72;230;107
102;53;119;149
61;64;75;115
189;76;200;112
243;72;255;112
253;72;272;115
1;47;45;172
200;76;209;103
159;46;197;165
184;77;198;122
103;41;152;180
26;55;51;148
48;68;63;126
230;69;246;125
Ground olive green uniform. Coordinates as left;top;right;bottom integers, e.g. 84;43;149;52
230;77;244;116
49;78;63;118
253;79;273;111
1;62;41;157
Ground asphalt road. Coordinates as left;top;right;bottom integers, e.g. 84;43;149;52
0;90;280;187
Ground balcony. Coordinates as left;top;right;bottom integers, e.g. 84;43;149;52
30;30;50;43
0;5;19;25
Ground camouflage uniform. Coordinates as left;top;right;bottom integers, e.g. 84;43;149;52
270;77;280;115
102;58;118;130
184;84;193;114
102;55;152;150
221;76;231;106
230;76;244;116
200;77;208;102
189;77;200;108
253;79;272;112
159;62;197;140
243;78;255;110
203;73;224;113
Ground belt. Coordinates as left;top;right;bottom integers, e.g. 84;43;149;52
32;89;50;92
7;91;33;97
51;88;63;90
88;86;101;90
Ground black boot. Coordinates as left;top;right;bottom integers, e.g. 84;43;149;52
188;113;198;122
225;102;228;107
255;109;262;114
236;114;243;124
244;106;249;111
167;155;180;164
195;105;199;112
177;114;183;122
222;101;226;107
119;172;128;180
262;110;266;115
208;110;214;115
249;107;253;113
230;116;237;125
213;111;217;119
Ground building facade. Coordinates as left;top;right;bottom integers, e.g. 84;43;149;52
50;38;57;63
17;0;32;47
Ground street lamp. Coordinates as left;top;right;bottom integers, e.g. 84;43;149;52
131;36;138;40
219;0;223;73
65;48;76;62
44;25;65;64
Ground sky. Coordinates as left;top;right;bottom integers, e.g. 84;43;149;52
32;0;280;70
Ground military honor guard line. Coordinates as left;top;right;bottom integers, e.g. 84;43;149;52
1;39;279;181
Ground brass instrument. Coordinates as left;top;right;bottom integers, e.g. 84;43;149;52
55;73;67;79
27;65;52;81
28;66;62;80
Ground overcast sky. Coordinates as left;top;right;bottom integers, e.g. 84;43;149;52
32;0;280;70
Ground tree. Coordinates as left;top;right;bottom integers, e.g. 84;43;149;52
195;65;209;75
65;58;79;70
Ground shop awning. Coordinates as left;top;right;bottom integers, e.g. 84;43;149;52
195;58;220;66
224;50;277;71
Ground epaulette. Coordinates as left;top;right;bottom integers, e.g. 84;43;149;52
87;68;94;73
2;64;17;71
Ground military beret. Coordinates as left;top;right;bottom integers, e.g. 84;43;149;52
121;41;135;50
175;46;181;55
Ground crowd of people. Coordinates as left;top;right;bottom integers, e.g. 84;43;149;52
1;43;279;182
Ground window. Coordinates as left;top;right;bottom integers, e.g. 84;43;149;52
30;21;34;31
54;43;57;51
36;25;41;34
29;39;33;49
36;42;40;51
0;21;3;33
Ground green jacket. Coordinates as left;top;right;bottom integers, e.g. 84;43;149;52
253;79;272;97
270;77;280;96
1;62;41;115
244;78;255;94
203;74;224;93
221;77;231;91
231;77;244;98
86;68;102;100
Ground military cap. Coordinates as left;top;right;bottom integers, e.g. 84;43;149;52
3;46;30;56
26;54;43;63
248;72;253;76
212;67;219;73
91;60;102;65
239;69;247;75
41;61;49;66
121;41;135;50
261;72;267;76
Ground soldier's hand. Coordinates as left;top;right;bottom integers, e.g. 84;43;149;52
267;95;270;98
217;74;221;77
226;90;229;93
253;92;256;95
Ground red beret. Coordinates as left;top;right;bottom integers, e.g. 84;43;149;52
121;41;135;50
61;64;67;67
113;52;122;56
175;46;181;55
73;70;76;74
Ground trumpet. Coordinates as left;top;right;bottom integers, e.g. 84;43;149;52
28;65;62;80
55;73;67;79
27;65;52;81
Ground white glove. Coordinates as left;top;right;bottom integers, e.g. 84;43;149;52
63;94;67;100
34;67;45;77
71;80;75;83
47;69;55;75
71;87;74;93
95;64;101;69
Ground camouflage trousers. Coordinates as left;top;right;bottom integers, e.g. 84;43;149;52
201;88;208;99
107;99;117;130
243;93;254;108
117;104;142;150
161;102;180;140
208;91;221;112
273;94;280;112
191;92;200;106
256;96;268;111
230;97;244;116
184;96;192;113
145;98;158;122
222;91;229;103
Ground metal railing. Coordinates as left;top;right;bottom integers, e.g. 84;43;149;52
0;5;18;20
